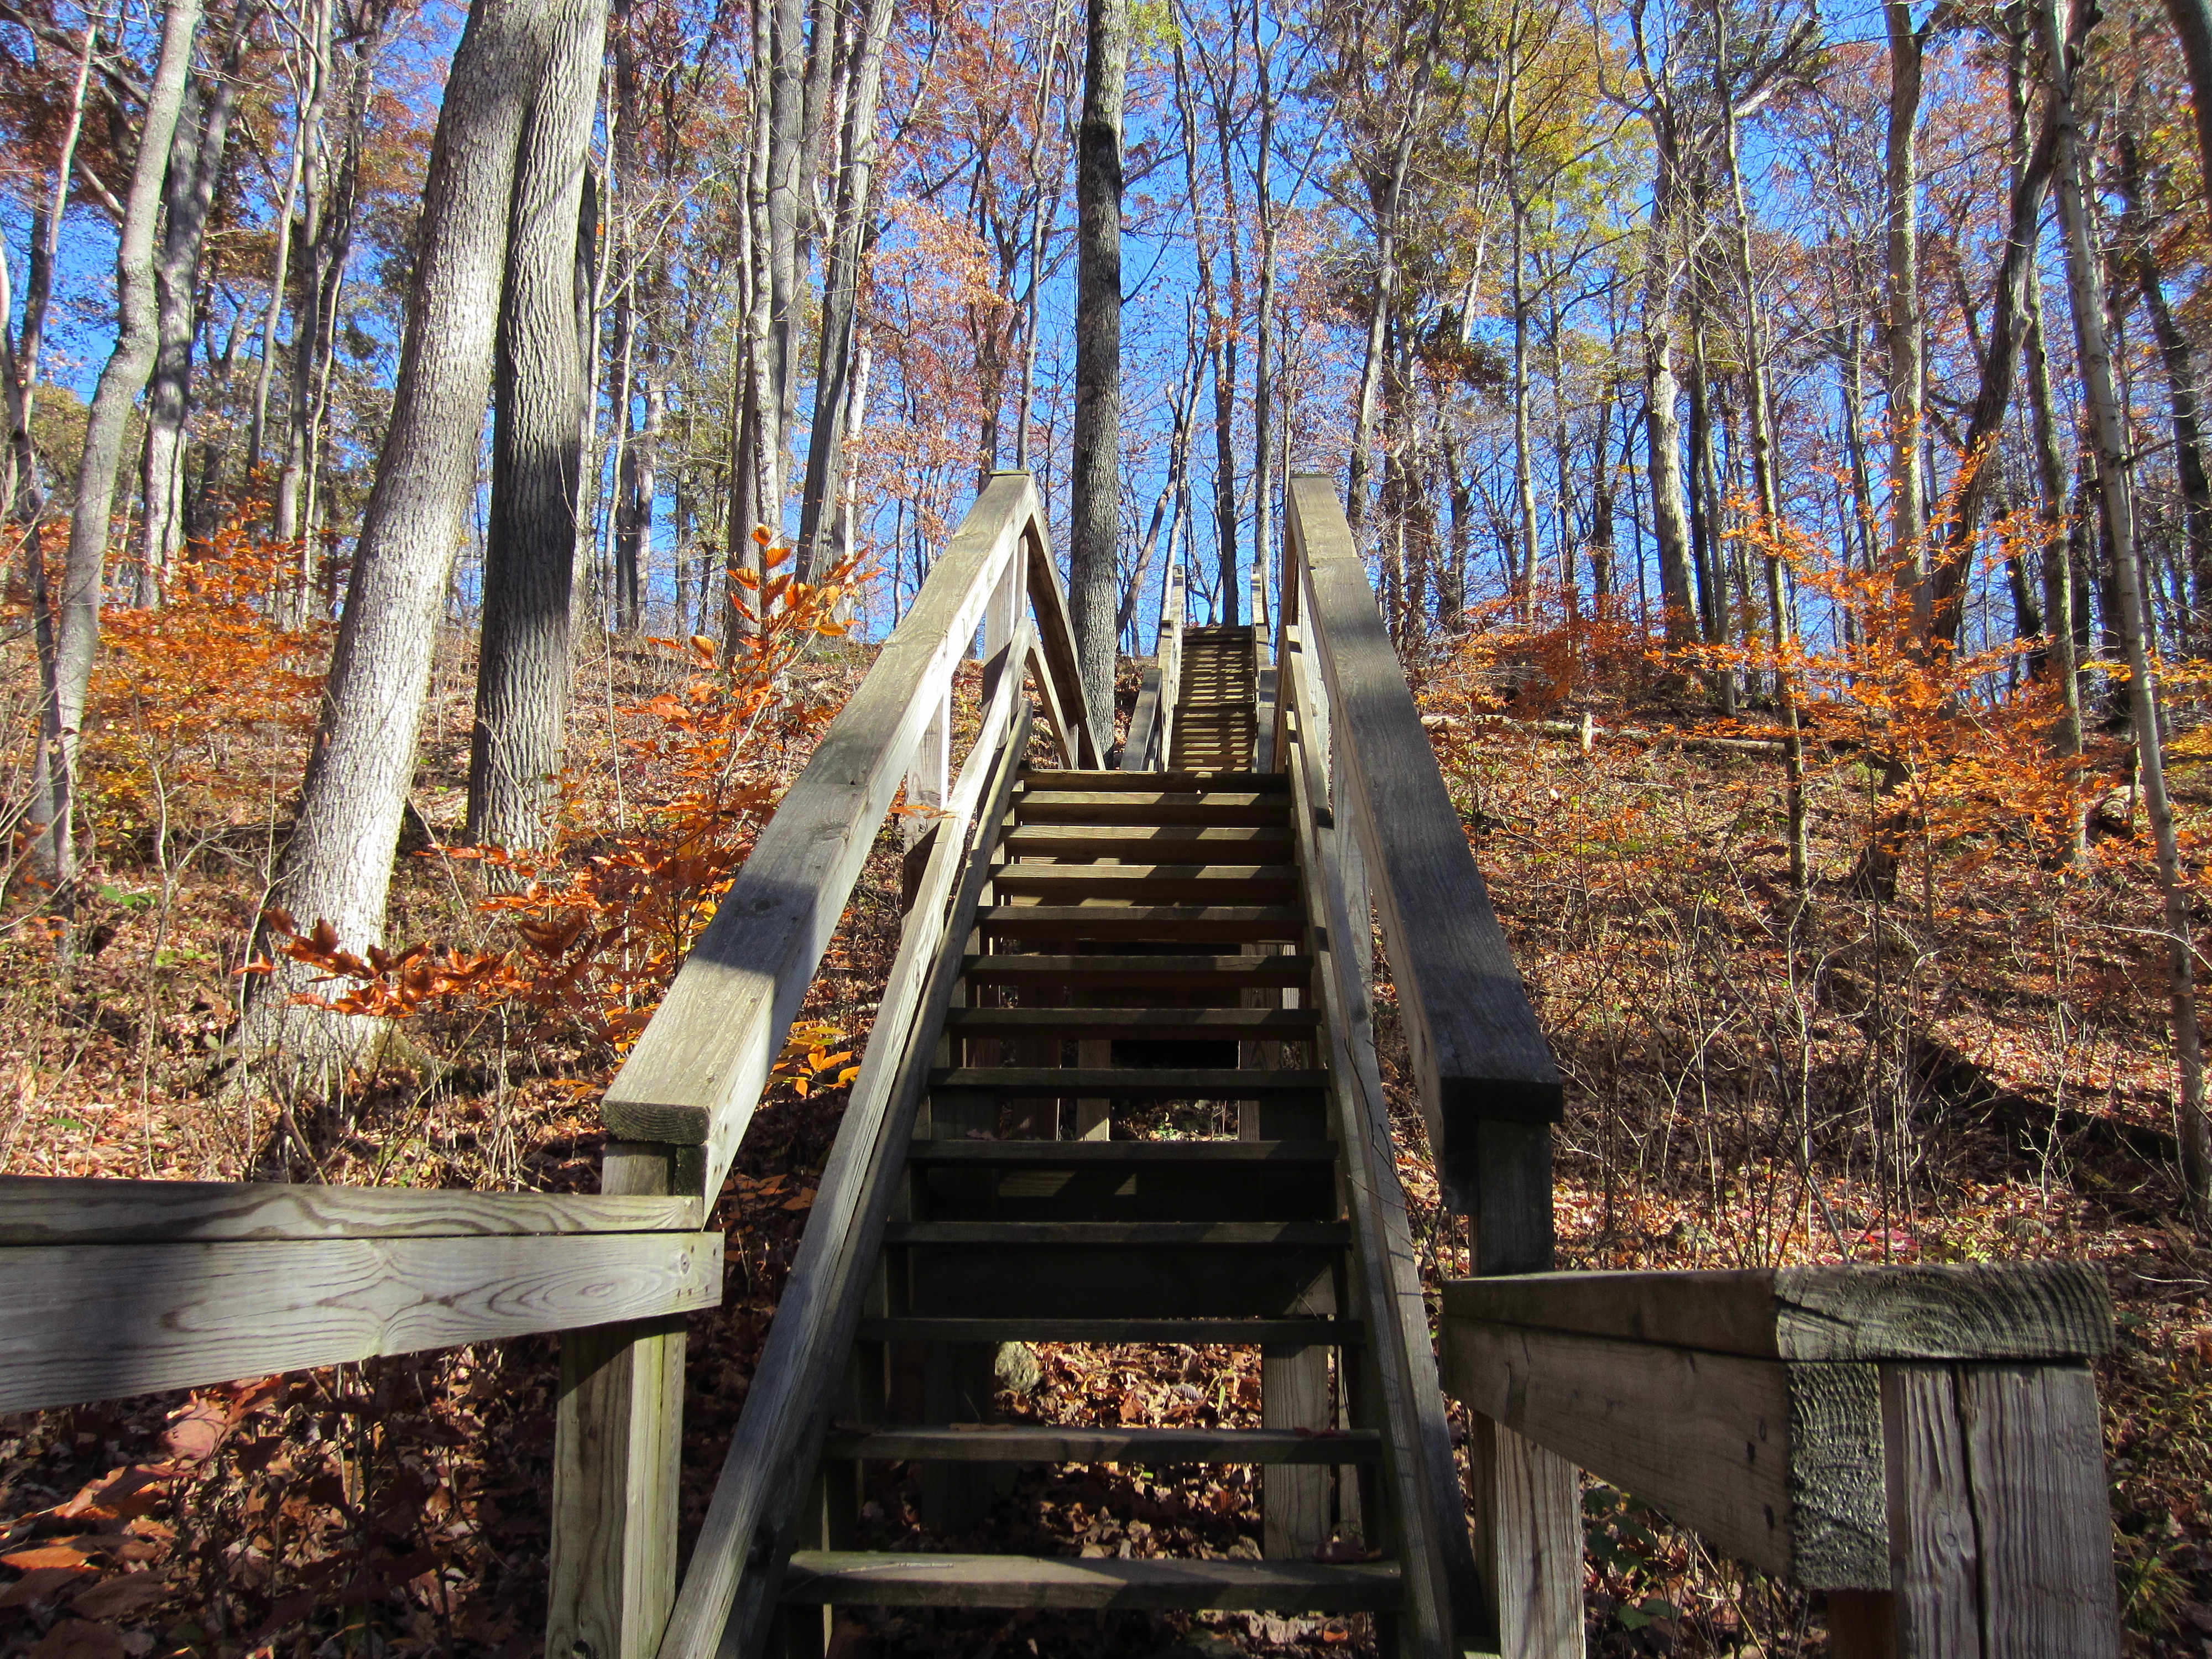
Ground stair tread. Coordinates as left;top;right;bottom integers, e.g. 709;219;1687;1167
930;1067;1325;1095
945;1008;1316;1034
856;1317;1359;1344
782;1550;1400;1610
996;864;1299;880
1019;770;1285;792
823;1425;1380;1463
963;954;1313;984
883;1220;1349;1245
905;1138;1337;1164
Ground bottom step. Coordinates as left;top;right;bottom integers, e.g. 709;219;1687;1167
782;1551;1401;1611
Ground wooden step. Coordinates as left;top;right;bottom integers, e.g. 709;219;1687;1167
992;865;1301;902
883;1220;1349;1246
855;1316;1360;1345
905;1139;1337;1166
821;1425;1380;1464
978;906;1305;943
782;1551;1401;1611
930;1067;1325;1098
962;953;1312;989
1016;792;1291;827
1003;826;1293;855
1018;770;1286;793
945;1008;1317;1040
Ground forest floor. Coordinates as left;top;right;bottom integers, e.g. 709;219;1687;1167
0;619;2206;1659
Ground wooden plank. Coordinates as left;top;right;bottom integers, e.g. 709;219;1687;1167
1004;826;1296;856
928;1067;1325;1097
781;1551;1401;1612
1123;658;1164;770
943;1008;1317;1038
904;1243;1348;1321
600;473;1039;1188
1443;1319;1890;1587
547;1316;687;1659
1263;1342;1332;1561
857;1316;1360;1345
1957;1363;2120;1657
885;1220;1347;1245
993;862;1301;891
904;1138;1338;1165
651;703;1032;1659
1440;1261;2115;1361
0;1176;697;1245
1015;770;1287;792
1022;505;1103;765
1877;1364;1977;1659
1285;693;1483;1654
1288;476;1562;1204
0;1232;722;1413
1018;789;1287;810
978;906;1307;943
821;1426;1380;1464
1472;1418;1583;1659
962;953;1314;988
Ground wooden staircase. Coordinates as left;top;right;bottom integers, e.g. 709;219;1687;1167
1168;625;1259;770
774;752;1452;1642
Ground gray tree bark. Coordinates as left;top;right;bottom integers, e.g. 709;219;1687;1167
2163;0;2212;224
466;0;604;848
249;0;609;1062
1071;0;1129;744
42;0;205;889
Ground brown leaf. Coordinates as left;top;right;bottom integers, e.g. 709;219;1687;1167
2;1546;92;1572
162;1404;231;1464
70;1573;168;1620
0;1566;96;1607
29;1620;127;1659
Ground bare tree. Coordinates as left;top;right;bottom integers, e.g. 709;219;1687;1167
1071;0;1128;742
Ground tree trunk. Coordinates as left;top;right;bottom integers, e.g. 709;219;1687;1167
41;0;204;890
1640;128;1697;646
1071;0;1128;745
2040;0;2211;1217
4;23;92;525
466;3;602;849
1884;0;1933;629
2163;0;2212;224
249;0;608;1063
138;9;250;607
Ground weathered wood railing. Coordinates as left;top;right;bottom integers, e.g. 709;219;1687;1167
1443;1262;2122;1657
1121;556;1184;770
1272;475;1574;1653
556;469;1096;1659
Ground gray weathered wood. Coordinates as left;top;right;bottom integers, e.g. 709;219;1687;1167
0;1231;721;1413
1878;1364;1977;1658
904;1138;1338;1165
1442;1261;2115;1362
0;1176;697;1245
1471;1417;1583;1659
1443;1319;1888;1587
548;1315;688;1659
856;1316;1359;1345
928;1067;1324;1096
821;1425;1380;1464
943;1007;1317;1038
978;906;1307;943
781;1551;1400;1611
1123;658;1164;770
1287;476;1562;1209
1263;1341;1332;1561
884;1220;1348;1245
650;701;1032;1659
599;472;1040;1192
963;953;1316;988
1021;508;1103;767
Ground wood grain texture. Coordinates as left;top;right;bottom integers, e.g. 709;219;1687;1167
855;1316;1359;1345
0;1176;696;1245
1957;1363;2120;1658
598;473;1038;1189
1441;1262;2114;1361
0;1232;721;1413
1443;1320;1888;1587
546;1316;687;1659
1472;1418;1583;1659
781;1551;1402;1611
651;705;1032;1659
1287;476;1562;1209
1022;513;1103;766
1879;1364;1978;1659
821;1425;1380;1464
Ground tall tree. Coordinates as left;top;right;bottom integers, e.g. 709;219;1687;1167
40;0;206;889
249;0;611;1058
1071;0;1128;744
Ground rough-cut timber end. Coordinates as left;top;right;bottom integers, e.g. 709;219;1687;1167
600;1098;714;1145
1442;1260;2115;1362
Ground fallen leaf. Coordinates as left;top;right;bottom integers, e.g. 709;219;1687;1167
0;1565;96;1606
249;1588;320;1641
72;1573;168;1619
29;1620;127;1659
2;1546;93;1572
160;1404;231;1465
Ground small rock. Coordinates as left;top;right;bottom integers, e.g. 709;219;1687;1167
994;1341;1041;1394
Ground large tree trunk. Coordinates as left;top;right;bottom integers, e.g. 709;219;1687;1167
1883;0;1932;626
1071;0;1128;745
138;8;250;607
2040;0;2211;1217
1639;129;1697;646
41;0;205;890
465;6;603;849
2164;0;2212;223
249;0;608;1064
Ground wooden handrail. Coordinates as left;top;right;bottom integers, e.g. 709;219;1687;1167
1279;624;1484;1655
1280;475;1560;1230
599;472;1091;1201
1121;557;1183;770
1441;1263;2121;1657
655;692;1034;1659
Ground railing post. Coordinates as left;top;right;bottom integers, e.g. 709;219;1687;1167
547;1144;693;1659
